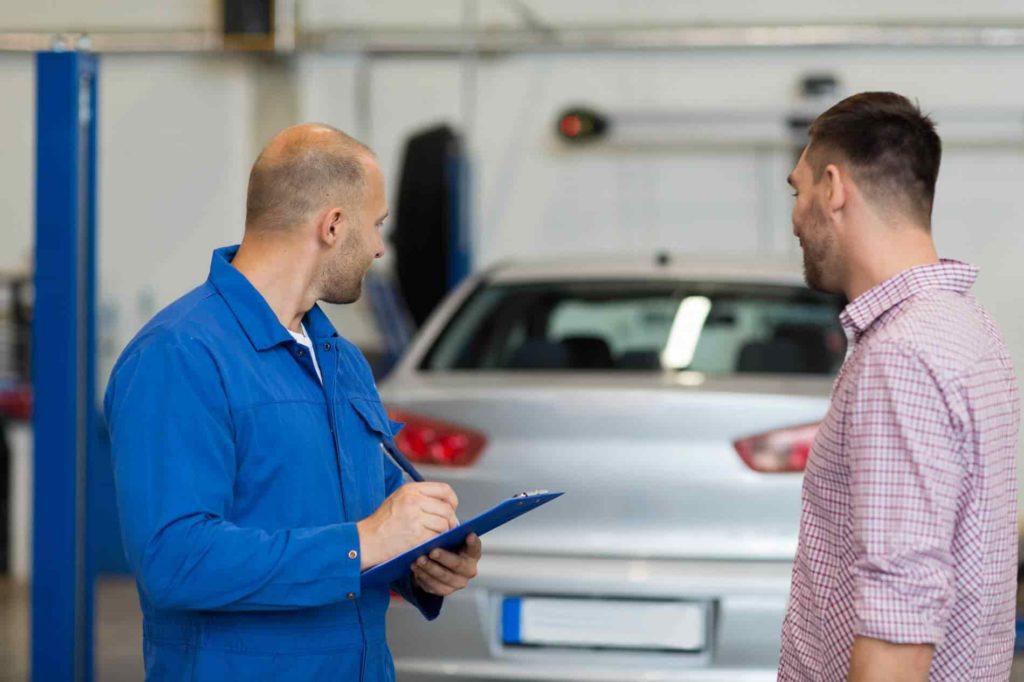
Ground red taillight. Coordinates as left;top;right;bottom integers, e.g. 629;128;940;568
734;422;819;473
387;408;487;467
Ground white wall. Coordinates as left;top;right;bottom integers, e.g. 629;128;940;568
96;54;254;380
0;53;34;277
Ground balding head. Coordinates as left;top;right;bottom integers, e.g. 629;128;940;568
245;123;374;233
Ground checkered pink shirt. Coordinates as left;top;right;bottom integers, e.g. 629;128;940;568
778;260;1020;681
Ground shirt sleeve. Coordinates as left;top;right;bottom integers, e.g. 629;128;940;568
848;341;966;644
382;448;444;621
104;336;363;612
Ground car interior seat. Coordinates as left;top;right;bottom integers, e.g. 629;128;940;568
560;336;615;369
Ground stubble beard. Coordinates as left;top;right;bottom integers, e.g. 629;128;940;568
800;201;840;295
318;233;371;305
319;261;365;305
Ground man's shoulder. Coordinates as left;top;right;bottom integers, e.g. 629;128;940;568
104;283;236;421
114;283;229;370
866;288;1006;381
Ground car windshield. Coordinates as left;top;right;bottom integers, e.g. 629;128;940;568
421;280;847;375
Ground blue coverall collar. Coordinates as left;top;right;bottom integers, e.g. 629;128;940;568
208;245;339;351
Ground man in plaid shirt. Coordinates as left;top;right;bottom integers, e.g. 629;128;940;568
780;92;1020;681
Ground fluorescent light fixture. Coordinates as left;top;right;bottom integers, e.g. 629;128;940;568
660;295;712;370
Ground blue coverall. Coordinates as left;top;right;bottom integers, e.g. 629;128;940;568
104;246;441;680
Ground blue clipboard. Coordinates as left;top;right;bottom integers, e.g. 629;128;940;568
360;491;564;588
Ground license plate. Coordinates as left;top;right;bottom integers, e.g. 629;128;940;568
502;597;707;652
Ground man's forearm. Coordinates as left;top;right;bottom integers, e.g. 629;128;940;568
847;636;934;682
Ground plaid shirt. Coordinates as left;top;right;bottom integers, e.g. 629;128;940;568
778;260;1020;681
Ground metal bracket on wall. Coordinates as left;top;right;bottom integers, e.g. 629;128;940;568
552;106;1024;151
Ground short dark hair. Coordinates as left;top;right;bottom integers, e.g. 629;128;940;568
807;92;941;227
245;124;372;231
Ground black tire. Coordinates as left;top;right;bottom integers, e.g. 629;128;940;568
391;124;460;328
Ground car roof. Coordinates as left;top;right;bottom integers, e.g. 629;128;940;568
486;253;807;286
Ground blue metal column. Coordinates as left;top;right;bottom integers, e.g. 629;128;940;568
32;50;99;682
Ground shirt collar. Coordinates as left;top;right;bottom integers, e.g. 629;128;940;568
839;259;978;339
207;245;339;351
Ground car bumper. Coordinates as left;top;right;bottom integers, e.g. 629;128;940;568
387;553;791;681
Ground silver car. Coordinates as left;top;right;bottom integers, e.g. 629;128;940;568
380;255;847;681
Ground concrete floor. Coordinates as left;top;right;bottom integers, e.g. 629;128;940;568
2;576;1024;681
1;577;143;682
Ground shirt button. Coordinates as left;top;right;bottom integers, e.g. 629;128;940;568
347;592;356;600
348;550;358;560
324;342;332;351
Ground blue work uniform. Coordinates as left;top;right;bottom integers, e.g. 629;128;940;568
104;245;441;681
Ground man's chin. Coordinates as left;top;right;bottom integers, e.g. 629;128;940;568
804;268;842;296
803;262;826;293
322;287;362;306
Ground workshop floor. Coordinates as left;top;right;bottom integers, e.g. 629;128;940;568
2;576;1024;681
1;577;142;681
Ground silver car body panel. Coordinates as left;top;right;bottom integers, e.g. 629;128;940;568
388;554;789;681
379;256;833;679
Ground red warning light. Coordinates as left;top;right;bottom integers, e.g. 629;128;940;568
560;114;583;138
555;106;608;144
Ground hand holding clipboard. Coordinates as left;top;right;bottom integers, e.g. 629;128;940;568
362;490;564;588
361;441;564;589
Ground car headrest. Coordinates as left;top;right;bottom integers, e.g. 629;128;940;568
561;336;615;369
617;350;662;370
736;339;806;374
506;339;569;369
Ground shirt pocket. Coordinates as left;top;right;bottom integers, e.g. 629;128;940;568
348;397;397;441
348;397;408;463
344;397;393;514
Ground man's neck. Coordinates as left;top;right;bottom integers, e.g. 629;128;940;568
844;228;939;301
231;237;318;333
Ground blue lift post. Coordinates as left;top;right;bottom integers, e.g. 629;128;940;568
32;50;99;682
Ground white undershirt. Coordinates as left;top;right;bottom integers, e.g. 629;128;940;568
289;324;323;384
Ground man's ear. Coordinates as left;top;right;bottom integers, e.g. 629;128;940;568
823;163;846;214
319;208;344;245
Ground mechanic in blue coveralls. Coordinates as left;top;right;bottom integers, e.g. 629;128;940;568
104;123;481;681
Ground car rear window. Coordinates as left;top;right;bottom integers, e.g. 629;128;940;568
420;280;847;375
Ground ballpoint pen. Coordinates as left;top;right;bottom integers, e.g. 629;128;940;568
381;440;425;483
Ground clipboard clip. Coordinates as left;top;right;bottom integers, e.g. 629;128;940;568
513;489;550;498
